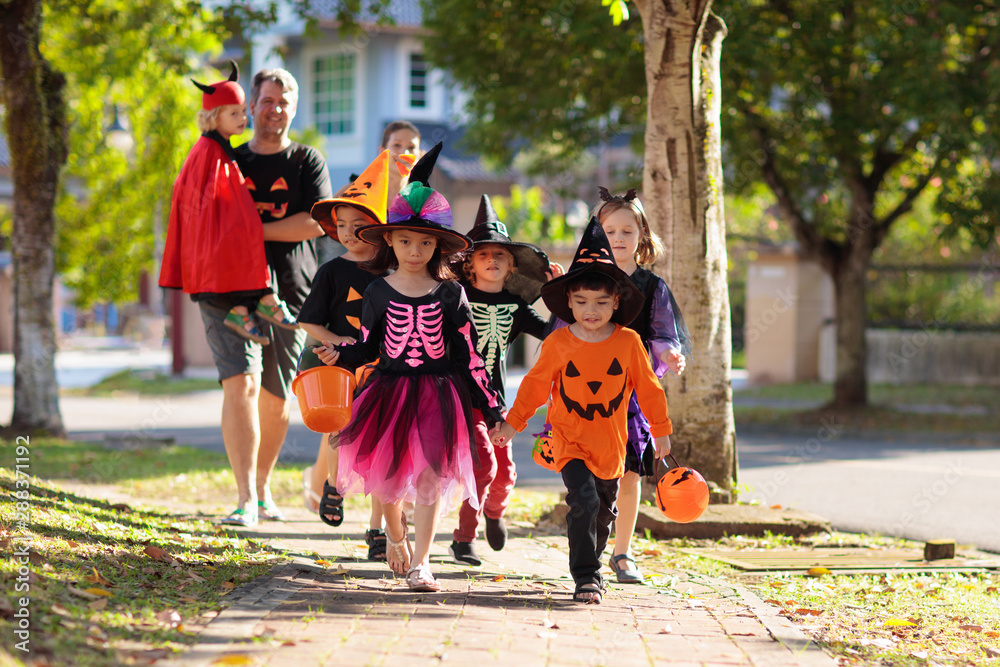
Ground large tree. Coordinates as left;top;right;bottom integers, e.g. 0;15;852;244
720;0;1000;406
1;0;68;436
425;0;737;500
1;0;222;435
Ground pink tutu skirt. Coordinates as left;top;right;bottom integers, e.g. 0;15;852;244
335;370;479;512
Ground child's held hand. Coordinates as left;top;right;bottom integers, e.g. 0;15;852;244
490;421;516;447
661;349;686;375
654;434;671;460
312;342;342;366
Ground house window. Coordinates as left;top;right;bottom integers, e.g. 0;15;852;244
314;53;355;135
409;53;428;108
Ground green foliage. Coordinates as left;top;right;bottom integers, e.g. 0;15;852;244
718;1;1000;247
45;0;226;307
421;0;645;166
491;185;573;245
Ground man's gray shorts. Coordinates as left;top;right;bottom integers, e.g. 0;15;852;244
198;299;308;400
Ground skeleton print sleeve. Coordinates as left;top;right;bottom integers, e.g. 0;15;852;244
335;282;383;370
515;302;549;341
648;278;692;376
446;284;504;427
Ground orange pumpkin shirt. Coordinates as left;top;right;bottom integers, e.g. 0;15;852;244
505;325;672;479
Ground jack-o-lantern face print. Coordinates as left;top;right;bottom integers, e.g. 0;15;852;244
245;177;290;220
558;357;628;421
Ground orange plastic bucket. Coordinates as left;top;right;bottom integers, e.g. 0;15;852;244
292;366;357;433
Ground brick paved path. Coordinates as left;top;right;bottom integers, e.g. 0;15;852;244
166;511;836;667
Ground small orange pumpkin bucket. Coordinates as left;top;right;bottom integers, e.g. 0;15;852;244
655;454;710;523
292;366;357;433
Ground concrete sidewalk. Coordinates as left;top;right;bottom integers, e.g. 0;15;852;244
162;507;835;667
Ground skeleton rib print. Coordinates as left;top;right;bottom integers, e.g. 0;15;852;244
469;302;518;373
384;300;446;368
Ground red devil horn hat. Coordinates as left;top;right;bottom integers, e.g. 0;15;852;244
192;60;245;111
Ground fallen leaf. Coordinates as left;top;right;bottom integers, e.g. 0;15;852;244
315;559;333;567
211;655;256;665
770;504;782;509
179;596;198;604
885;619;918;627
984;646;1000;658
795;608;823;616
492;575;506;582
959;624;983;632
68;586;100;600
186;572;206;582
642;549;662;556
50;604;72;617
157;610;182;628
86;567;113;586
806;567;831;577
765;599;782;606
221;581;235;590
986;631;999;639
88;598;108;611
987;586;998;593
66;540;79;548
88;625;108;640
83;587;113;597
143;546;169;561
329;565;349;575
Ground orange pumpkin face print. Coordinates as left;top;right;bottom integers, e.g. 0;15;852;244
245;177;289;219
558;357;629;421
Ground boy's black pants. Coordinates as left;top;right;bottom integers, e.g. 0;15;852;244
561;459;620;588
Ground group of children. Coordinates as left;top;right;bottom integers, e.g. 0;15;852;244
161;64;691;603
300;143;690;600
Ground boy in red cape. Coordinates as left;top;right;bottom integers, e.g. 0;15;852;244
159;61;296;345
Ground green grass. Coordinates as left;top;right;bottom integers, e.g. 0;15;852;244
734;381;1000;409
65;369;219;397
624;530;1000;666
17;438;312;512
0;469;282;666
733;382;1000;434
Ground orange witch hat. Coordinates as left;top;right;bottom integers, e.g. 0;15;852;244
311;151;415;241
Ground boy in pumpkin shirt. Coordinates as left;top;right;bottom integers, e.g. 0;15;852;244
491;218;672;605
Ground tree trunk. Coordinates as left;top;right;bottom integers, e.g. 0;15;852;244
0;0;68;437
635;0;736;502
829;203;876;408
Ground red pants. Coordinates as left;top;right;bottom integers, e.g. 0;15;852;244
453;410;516;543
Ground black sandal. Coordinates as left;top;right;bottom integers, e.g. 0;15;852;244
318;481;344;527
573;582;603;604
365;528;387;562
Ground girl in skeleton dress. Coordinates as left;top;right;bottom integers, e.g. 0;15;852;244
322;144;502;592
445;195;562;567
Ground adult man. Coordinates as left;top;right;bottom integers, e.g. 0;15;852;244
199;67;331;527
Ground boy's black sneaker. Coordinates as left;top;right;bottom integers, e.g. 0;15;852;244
449;540;482;566
485;516;508;551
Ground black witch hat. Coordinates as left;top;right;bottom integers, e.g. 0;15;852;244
540;217;644;325
356;142;471;254
456;195;552;303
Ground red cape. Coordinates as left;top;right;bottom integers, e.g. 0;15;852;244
159;134;270;295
